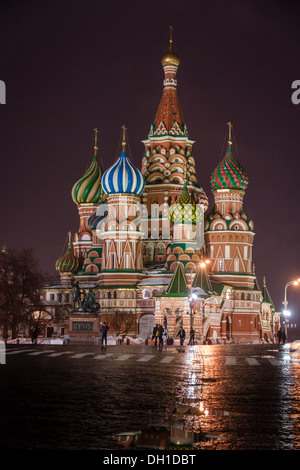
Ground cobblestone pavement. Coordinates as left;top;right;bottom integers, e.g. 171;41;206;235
0;342;299;450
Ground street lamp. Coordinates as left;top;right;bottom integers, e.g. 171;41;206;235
188;258;211;334
282;278;300;340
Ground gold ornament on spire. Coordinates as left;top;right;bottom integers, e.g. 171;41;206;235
161;25;180;67
68;231;72;248
227;121;233;147
121;124;127;151
94;128;99;155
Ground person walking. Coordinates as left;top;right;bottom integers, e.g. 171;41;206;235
277;328;282;344
100;322;109;348
152;324;160;348
281;326;287;345
177;326;185;346
188;327;195;345
158;324;164;349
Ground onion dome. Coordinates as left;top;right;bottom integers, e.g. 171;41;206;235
169;184;201;224
211;146;248;191
101;126;145;196
211;123;248;191
55;233;80;274
71;129;103;205
161;26;180;67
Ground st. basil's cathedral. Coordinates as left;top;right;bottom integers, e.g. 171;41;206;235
43;34;280;344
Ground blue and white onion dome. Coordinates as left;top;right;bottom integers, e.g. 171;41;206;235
101;148;145;196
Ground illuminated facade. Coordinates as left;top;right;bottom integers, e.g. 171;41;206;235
43;35;280;343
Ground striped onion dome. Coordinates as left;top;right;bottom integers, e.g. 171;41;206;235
55;243;80;274
71;153;102;205
101;150;145;195
211;146;248;191
169;184;201;225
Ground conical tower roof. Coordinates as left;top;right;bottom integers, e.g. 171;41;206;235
262;276;275;312
165;262;189;296
192;267;214;296
152;28;186;137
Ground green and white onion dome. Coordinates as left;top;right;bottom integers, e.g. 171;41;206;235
72;153;102;205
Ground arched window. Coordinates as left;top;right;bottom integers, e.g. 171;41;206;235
143;289;150;299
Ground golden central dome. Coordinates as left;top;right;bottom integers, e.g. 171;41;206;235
161;27;180;67
161;49;180;67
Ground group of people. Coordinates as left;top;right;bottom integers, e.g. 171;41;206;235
152;324;195;348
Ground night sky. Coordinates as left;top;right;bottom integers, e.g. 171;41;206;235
1;0;300;315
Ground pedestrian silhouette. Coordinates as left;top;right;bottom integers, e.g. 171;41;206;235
152;324;159;348
177;326;185;346
188;327;195;345
100;322;109;348
277;328;282;344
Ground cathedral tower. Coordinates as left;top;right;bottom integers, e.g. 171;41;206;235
141;28;208;266
205;122;255;289
99;126;145;287
71;129;103;258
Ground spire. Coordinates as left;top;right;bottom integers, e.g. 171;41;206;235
262;276;275;312
252;263;261;290
152;27;185;136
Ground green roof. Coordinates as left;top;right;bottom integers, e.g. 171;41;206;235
165;263;189;296
192;267;214;295
262;277;275;311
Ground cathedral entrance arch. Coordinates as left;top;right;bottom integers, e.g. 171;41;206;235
138;314;155;339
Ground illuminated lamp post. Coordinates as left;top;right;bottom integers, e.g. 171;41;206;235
188;259;211;340
282;279;300;339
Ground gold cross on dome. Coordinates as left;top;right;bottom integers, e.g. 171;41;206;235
169;25;173;46
94;128;99;153
121;124;127;150
227;121;233;146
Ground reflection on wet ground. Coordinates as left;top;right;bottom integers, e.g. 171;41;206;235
112;344;300;450
2;343;300;450
113;348;231;450
114;424;223;450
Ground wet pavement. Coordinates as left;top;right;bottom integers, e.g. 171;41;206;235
0;342;300;450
